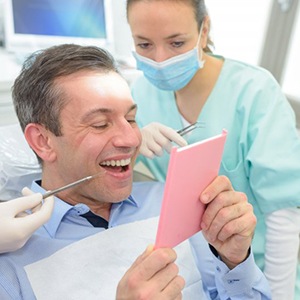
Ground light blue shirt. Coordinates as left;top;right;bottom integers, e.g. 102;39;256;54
0;181;271;299
131;56;300;269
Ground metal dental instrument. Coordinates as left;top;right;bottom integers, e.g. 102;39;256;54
177;121;205;137
42;172;104;199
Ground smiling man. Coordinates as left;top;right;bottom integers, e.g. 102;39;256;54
25;71;140;220
0;44;271;299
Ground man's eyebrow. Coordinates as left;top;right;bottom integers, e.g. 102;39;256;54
128;104;138;114
81;104;137;122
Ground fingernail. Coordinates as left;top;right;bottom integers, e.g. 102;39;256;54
146;244;154;254
22;187;30;193
201;194;209;203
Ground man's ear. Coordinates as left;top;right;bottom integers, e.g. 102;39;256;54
24;123;57;162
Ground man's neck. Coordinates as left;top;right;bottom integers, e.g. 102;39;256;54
40;173;112;221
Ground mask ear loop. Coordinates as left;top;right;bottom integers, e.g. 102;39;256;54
196;21;205;64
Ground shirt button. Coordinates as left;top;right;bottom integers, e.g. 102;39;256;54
216;266;221;272
227;279;239;284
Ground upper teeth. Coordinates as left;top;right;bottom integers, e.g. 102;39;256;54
100;158;131;167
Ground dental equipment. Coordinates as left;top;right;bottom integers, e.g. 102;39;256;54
42;171;105;199
177;121;205;137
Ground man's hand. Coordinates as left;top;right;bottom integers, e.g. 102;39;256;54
116;246;185;299
140;122;187;158
200;176;256;269
0;187;54;253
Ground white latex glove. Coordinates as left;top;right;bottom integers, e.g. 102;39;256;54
0;187;54;253
140;122;188;158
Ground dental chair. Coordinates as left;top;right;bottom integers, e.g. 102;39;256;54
0;123;41;201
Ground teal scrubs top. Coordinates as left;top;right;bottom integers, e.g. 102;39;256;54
131;56;300;270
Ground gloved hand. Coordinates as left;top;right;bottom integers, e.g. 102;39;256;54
0;187;54;253
140;122;188;158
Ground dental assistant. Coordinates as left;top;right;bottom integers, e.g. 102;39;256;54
127;0;300;299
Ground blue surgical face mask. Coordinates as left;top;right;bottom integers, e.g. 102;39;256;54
132;26;205;91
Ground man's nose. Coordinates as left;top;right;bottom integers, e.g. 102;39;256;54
113;122;141;148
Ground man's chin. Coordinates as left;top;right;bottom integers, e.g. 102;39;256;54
104;185;133;204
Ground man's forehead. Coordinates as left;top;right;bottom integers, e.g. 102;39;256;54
56;69;123;86
57;70;134;109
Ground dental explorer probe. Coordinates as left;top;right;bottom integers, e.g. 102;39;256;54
42;171;105;199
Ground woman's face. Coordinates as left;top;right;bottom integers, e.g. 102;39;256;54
128;0;201;62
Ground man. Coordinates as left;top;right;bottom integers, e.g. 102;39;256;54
0;44;271;299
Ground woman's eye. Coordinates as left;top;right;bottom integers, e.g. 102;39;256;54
172;41;184;48
137;42;151;49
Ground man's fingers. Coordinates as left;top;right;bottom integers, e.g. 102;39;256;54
162;275;185;299
200;175;233;204
134;248;177;281
201;189;244;229
117;247;180;298
204;201;254;243
217;209;256;242
130;245;154;268
153;262;184;293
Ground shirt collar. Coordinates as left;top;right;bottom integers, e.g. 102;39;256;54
30;180;138;237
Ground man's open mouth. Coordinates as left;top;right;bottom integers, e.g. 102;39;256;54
100;158;131;172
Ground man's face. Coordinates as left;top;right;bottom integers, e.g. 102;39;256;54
45;71;142;206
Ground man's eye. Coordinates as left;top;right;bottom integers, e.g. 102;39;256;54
92;124;108;129
127;119;137;124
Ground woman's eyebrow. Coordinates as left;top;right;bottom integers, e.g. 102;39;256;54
165;33;187;40
135;33;186;41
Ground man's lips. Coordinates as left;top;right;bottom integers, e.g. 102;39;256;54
100;158;131;173
100;158;131;167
